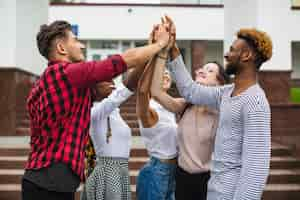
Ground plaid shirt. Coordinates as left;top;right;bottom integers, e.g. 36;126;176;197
25;55;127;180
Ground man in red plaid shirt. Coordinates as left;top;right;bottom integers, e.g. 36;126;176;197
22;20;170;200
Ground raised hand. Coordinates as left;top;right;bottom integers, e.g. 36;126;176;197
148;24;159;45
164;15;176;51
155;23;170;49
163;15;180;60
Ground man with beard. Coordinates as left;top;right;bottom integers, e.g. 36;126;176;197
166;23;272;200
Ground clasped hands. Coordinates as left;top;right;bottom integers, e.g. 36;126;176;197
150;15;177;59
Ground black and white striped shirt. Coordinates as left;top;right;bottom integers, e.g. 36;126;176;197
167;56;271;200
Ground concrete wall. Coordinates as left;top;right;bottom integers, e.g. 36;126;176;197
49;4;224;40
0;0;17;67
0;0;48;75
16;0;49;75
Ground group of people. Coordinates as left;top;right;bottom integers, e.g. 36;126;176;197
22;15;272;200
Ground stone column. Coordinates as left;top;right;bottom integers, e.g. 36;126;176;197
0;0;47;135
191;40;207;79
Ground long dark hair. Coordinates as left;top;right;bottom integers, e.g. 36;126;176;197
209;61;230;85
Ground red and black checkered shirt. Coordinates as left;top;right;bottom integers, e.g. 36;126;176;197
25;55;127;180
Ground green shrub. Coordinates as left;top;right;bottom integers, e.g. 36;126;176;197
290;88;300;103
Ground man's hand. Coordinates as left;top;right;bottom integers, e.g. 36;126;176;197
155;24;170;49
163;15;180;60
165;15;176;51
148;25;159;45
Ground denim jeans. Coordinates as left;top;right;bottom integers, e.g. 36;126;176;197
136;157;176;200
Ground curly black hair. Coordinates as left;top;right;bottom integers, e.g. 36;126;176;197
36;20;72;59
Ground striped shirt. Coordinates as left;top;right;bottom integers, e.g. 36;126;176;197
167;56;271;200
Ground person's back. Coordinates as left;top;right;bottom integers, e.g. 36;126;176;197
26;62;96;179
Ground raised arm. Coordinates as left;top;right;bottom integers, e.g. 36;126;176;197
233;99;271;200
91;83;134;122
65;26;170;88
91;57;149;121
150;50;186;114
136;57;158;128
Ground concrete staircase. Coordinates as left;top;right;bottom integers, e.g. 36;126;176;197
1;96;300;200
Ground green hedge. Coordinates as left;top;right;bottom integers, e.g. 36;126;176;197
290;88;300;103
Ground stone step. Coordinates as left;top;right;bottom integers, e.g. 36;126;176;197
15;126;141;136
16;112;29;120
15;128;30;136
268;169;300;184
262;184;300;200
0;170;23;184
0;169;140;185
271;143;292;157
0;146;147;157
126;120;139;129
0;156;148;170
120;113;137;120
16;119;29;127
0;184;82;200
271;157;300;169
0;184;137;200
3;165;300;185
131;128;140;136
0;157;27;169
3;155;300;171
0;147;29;157
120;107;136;113
121;101;136;106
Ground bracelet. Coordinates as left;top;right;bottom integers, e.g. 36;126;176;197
157;54;168;60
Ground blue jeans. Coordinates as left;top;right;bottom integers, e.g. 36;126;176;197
136;157;176;200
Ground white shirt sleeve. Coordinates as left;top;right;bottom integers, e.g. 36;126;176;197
91;83;134;122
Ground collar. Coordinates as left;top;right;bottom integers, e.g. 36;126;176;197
47;60;69;66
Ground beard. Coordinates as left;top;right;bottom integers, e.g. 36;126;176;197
225;63;238;76
68;51;85;63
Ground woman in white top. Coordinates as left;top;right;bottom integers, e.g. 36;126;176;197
83;54;151;200
150;16;229;200
136;23;178;200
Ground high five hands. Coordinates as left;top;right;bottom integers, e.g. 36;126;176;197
149;15;179;59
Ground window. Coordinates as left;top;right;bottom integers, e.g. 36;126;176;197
89;40;118;49
292;42;300;79
134;41;147;47
92;54;101;60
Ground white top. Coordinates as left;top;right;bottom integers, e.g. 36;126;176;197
90;83;133;158
138;100;178;159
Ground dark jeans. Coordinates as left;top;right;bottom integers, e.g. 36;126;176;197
22;178;75;200
175;166;210;200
